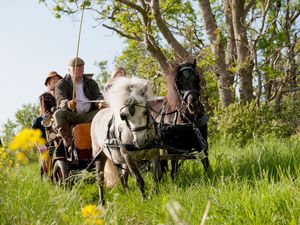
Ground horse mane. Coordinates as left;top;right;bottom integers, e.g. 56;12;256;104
106;77;153;115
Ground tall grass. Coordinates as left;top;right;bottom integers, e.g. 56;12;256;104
1;135;300;224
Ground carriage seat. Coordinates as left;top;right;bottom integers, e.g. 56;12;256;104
73;123;92;160
73;123;92;149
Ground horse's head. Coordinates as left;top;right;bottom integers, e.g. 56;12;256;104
108;77;156;149
174;61;201;116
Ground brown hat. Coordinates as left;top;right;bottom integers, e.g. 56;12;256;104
68;57;85;67
44;71;62;86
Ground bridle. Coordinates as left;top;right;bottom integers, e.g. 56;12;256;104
119;104;152;132
175;65;200;104
116;103;158;150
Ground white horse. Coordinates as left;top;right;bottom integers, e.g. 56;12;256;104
91;77;162;205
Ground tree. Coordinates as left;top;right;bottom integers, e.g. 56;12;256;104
1;119;18;146
15;103;39;129
40;0;300;111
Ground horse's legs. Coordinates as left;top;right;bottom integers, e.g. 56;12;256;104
95;153;106;206
151;151;162;183
199;124;212;173
171;160;179;180
117;164;129;193
160;149;169;174
160;159;168;174
122;154;145;199
201;149;212;173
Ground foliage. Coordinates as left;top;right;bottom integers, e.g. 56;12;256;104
94;60;110;91
115;40;166;96
15;103;39;129
1;119;18;146
209;100;299;146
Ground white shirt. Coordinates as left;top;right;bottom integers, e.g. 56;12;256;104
75;79;91;114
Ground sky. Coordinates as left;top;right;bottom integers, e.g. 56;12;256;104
0;1;123;133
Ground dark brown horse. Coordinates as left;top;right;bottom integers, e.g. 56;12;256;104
149;60;211;178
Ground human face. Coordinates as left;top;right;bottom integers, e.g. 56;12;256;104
47;76;61;92
69;65;84;81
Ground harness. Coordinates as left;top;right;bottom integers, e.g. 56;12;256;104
87;104;159;171
154;65;208;154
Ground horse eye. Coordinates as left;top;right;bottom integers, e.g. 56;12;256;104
129;105;135;116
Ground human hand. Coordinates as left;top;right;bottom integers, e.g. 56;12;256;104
67;100;77;111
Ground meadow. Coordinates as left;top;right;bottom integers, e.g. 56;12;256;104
1;135;300;225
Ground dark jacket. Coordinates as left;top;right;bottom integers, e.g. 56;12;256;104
32;116;46;139
55;75;103;112
39;92;56;115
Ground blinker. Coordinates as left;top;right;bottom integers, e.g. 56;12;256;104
129;105;135;116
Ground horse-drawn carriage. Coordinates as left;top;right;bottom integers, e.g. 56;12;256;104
39;60;210;205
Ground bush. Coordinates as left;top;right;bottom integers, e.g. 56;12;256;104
209;100;298;146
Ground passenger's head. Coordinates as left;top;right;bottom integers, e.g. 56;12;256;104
111;67;126;80
68;57;85;81
44;71;62;91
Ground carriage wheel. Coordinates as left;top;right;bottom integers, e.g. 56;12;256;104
52;160;69;185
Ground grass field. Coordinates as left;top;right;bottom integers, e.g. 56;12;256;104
1;135;300;224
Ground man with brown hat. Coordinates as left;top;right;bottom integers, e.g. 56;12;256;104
53;57;104;150
40;71;63;115
33;71;62;137
32;71;62;174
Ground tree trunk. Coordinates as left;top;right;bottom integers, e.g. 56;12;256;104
231;0;254;103
198;0;234;107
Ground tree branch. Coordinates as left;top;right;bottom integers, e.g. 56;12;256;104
102;24;142;41
245;0;256;14
116;0;145;15
144;34;169;74
150;0;189;59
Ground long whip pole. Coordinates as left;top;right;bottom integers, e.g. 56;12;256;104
72;5;85;100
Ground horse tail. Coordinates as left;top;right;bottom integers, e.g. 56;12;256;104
104;159;120;188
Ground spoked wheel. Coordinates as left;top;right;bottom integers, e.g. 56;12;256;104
52;160;69;185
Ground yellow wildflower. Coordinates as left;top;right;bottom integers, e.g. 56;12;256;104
81;205;98;218
16;151;27;163
93;219;104;225
41;151;49;161
9;128;45;151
